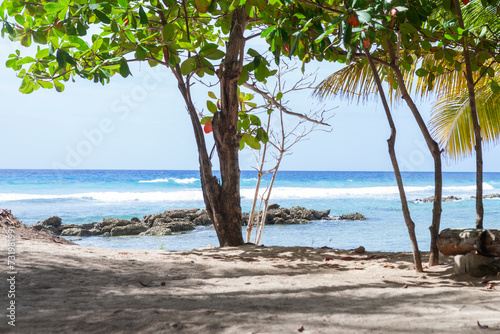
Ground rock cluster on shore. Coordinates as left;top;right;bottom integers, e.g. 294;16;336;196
30;205;366;238
415;193;500;203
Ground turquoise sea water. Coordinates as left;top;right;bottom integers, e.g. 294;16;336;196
1;169;499;252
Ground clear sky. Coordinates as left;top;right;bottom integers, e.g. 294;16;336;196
1;37;499;172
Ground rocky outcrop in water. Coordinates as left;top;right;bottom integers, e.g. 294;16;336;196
30;205;366;237
338;212;366;221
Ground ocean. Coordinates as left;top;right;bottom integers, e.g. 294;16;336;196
1;169;499;252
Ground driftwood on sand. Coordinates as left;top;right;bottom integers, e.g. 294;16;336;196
437;228;500;257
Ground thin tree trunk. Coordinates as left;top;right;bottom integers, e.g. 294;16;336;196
364;47;423;272
454;0;484;229
386;39;443;266
246;114;272;243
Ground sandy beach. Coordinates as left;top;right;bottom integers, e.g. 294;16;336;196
1;219;500;334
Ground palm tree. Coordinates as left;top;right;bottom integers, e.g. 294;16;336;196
316;0;500;231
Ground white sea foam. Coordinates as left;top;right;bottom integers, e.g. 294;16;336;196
0;191;203;202
138;177;199;184
0;183;495;202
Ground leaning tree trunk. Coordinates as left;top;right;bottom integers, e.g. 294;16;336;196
454;0;484;229
387;40;443;266
166;9;248;247
364;47;423;272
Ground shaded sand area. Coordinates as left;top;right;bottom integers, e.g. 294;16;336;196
1;222;500;333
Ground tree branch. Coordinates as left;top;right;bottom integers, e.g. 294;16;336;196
242;82;330;126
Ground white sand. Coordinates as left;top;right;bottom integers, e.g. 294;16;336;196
1;232;500;333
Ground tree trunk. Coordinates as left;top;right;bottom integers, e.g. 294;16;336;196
454;0;484;229
437;228;500;257
364;47;423;272
386;40;443;266
167;8;248;247
208;8;248;246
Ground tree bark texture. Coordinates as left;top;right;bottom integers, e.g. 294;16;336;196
169;8;248;247
437;228;500;257
386;40;443;266
454;0;484;229
363;47;423;272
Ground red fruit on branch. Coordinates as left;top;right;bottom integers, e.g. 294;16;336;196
54;19;62;28
461;0;469;4
363;39;370;49
284;44;290;53
123;17;129;26
348;13;359;27
204;121;212;134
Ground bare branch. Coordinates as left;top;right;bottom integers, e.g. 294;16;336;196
242;81;331;126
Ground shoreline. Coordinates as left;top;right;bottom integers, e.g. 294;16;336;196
1;213;500;333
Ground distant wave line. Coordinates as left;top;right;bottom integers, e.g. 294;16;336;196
138;177;199;184
0;183;494;202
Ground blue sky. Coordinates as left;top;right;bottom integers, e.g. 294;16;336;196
1;37;499;172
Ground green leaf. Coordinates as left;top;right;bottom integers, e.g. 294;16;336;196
356;11;371;24
207;100;217;114
415;68;428;77
118;0;128;9
44;2;65;14
490;81;500;94
276;92;283;101
56;49;66;68
199;48;225;60
180;57;197;75
242;134;261;150
135;45;149;60
208;91;217;99
343;24;352;47
200;116;212;125
119;58;131;78
256;128;269;143
94;10;111;24
139;6;148;25
399;23;416;34
53;79;65;92
194;0;212;13
238;67;249;85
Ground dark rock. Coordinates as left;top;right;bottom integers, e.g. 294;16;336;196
420;195;461;203
80;223;94;230
101;218;133;233
339;212;366;220
87;228;102;236
352;246;366;254
61;228;84;236
311;209;330;220
110;223;148;236
283;218;311;225
267;203;280;210
290;206;315;220
163;208;200;219
273;217;285;225
57;224;81;231
131;217;141;223
152;217;174;227
484;193;500;199
31;222;45;231
140;226;172;236
43;216;62;227
40;225;60;235
193;211;211;226
164;221;195;233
